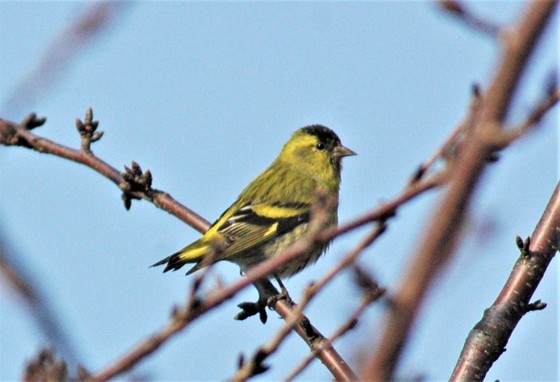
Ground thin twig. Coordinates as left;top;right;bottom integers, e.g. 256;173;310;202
511;87;560;141
2;2;131;117
0;113;210;233
438;0;501;37
0;232;82;368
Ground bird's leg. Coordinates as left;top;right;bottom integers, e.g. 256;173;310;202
272;276;293;306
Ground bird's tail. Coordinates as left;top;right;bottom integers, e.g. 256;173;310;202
151;240;210;274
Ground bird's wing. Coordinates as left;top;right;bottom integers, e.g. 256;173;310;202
215;201;310;260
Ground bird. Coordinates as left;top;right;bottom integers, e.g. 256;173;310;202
152;125;355;319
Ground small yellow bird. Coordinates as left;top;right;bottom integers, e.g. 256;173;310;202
152;125;355;312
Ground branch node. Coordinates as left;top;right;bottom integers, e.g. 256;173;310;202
471;82;482;99
170;304;181;318
77;365;91;380
352;265;385;302
515;235;531;256
298;315;321;343
76;107;102;153
21;113;47;130
487;152;500;163
237;353;245;369
252;349;271;375
409;164;425;184
120;160;156;210
525;299;547;313
24;347;68;382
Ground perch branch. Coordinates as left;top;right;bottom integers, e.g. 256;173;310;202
1;103;444;381
285;266;385;381
232;223;386;382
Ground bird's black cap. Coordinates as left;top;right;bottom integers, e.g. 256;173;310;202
301;125;341;147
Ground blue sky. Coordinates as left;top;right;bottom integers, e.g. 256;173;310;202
1;2;558;381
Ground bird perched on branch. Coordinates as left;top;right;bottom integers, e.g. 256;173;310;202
152;125;355;322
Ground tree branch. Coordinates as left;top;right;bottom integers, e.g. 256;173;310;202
0;111;210;233
438;0;501;37
0;232;82;368
285;265;385;381
1;107;444;380
363;2;558;379
450;181;559;380
1;2;130;118
232;223;387;382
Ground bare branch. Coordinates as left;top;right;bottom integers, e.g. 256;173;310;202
510;86;560;142
364;2;558;379
0;113;210;233
285;266;385;382
232;224;386;382
0;231;83;368
1;2;130;118
450;181;559;380
438;0;501;37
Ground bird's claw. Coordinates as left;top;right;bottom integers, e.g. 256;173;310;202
234;290;293;324
234;300;268;324
234;277;293;324
266;288;292;308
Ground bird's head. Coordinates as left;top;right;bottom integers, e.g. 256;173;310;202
279;125;356;189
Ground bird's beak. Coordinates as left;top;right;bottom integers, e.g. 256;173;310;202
333;145;357;158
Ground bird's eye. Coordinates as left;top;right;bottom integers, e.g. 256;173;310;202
316;143;325;150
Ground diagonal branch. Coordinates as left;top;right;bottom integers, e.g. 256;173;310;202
1;106;448;380
438;0;501;37
0;232;83;368
285;266;385;382
0;111;210;233
1;2;130;118
232;223;387;382
363;2;558;380
450;181;559;380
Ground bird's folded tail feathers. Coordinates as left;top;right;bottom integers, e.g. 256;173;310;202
151;241;210;274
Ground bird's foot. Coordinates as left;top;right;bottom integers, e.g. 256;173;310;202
233;277;292;324
235;297;268;324
266;287;293;308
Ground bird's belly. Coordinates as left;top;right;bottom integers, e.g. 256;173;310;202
231;223;327;278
